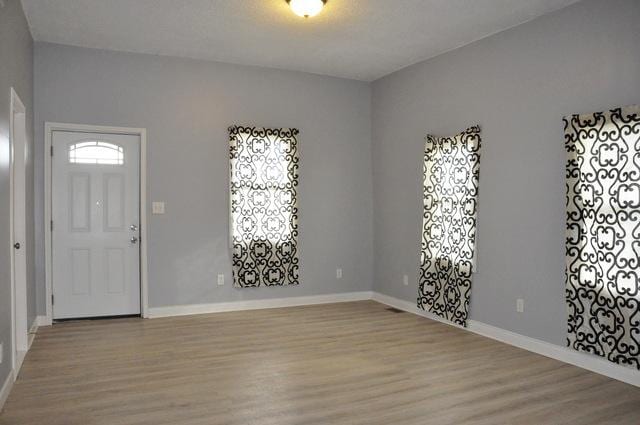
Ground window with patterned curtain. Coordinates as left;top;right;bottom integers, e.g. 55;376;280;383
417;125;481;327
564;105;640;369
228;126;300;288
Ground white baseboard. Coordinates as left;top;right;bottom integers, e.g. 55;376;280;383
148;291;374;318
1;316;43;411
372;292;468;329
36;315;51;327
0;370;15;413
28;317;41;350
39;288;637;387
371;291;640;387
28;317;39;334
468;320;640;387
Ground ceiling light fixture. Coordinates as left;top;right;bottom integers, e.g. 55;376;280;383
287;0;327;18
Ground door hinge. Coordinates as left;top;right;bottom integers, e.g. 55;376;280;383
51;294;54;305
50;220;54;231
50;145;54;156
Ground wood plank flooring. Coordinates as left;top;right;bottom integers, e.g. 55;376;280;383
2;301;639;425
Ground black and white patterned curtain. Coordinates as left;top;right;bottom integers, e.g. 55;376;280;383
565;106;640;369
229;126;300;288
417;126;481;327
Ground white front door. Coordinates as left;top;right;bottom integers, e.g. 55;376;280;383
52;131;141;319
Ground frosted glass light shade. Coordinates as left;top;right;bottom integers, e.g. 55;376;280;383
288;0;325;18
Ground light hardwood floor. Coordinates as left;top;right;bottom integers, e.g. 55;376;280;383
2;301;639;425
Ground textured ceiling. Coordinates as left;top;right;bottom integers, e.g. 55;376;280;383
21;0;580;81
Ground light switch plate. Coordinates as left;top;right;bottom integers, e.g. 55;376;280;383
152;202;165;214
516;298;524;313
403;275;409;286
0;342;3;364
336;268;342;279
217;274;224;286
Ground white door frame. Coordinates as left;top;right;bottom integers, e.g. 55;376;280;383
9;88;28;373
44;122;149;323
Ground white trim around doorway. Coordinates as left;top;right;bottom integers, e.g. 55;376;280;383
9;87;28;375
44;122;149;324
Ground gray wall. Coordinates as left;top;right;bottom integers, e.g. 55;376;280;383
0;0;35;384
372;0;640;345
34;43;373;311
29;0;640;351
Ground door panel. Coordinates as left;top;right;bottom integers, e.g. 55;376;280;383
106;248;126;294
70;248;91;295
52;131;140;319
69;173;90;231
104;174;125;231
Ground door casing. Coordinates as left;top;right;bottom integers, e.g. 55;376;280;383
44;122;149;324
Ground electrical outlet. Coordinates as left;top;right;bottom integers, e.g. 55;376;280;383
217;274;224;286
403;275;409;286
336;268;342;279
516;298;524;313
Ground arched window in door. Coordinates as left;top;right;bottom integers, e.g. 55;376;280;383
68;140;124;165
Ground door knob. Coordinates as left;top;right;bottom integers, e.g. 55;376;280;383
130;237;138;244
13;242;21;249
130;224;138;231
